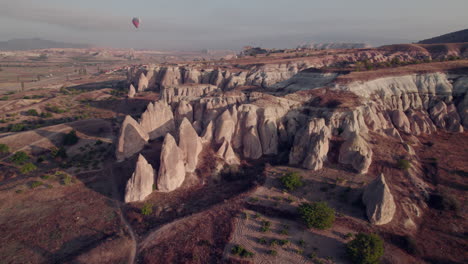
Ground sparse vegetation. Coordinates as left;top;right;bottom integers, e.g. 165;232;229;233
280;171;304;191
10;151;30;165
298;202;335;230
0;144;9;154
429;190;460;212
25;109;39;116
45;105;66;114
29;180;44;189
260;220;271;232
298;239;307;247
267;249;278;256
346;233;384;264
141;203;153;216
397;159;411;170
20;163;37;174
231;245;254;258
258;237;268;245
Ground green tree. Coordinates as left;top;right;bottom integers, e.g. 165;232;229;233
298;202;335;230
346;233;384;264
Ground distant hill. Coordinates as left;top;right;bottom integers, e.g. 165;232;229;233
418;29;468;44
297;43;371;50
0;38;92;51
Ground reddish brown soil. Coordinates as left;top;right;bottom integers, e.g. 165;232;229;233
138;199;245;264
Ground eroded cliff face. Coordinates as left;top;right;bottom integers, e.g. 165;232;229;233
118;64;468;228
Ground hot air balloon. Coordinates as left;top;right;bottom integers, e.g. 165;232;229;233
132;17;140;28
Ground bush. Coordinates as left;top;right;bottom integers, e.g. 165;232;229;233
60;173;72;185
298;202;335;230
141;203;153;216
25;109;39;116
40;112;53;118
9;123;26;132
280;171;304;191
428;191;460;212
29;180;44;189
51;147;67;159
346;233;384;264
45;105;66;114
20;163;37;174
63;130;79;145
268;250;278;256
0;144;9;154
10;151;29;165
397;159;411;170
231;245;254;258
260;220;271;232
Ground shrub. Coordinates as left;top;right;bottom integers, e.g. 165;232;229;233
29;180;44;189
397;159;411;170
346;233;384;264
298;202;335;230
268;250;278;256
20;163;37;174
61;173;72;185
0;96;8;101
45;105;65;114
428;191;460;212
41;174;52;180
40;112;53;118
10;151;29;165
0;144;9;154
50;147;67;159
9;123;26;132
63;130;79;145
26;109;39;116
280;171;304;191
141;203;153;216
260;220;271;232
258;238;267;245
298;239;307;247
231;245;254;258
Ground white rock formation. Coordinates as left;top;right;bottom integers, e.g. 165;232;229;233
339;132;373;174
201;120;214;143
175;100;194;125
217;139;240;165
116;115;149;162
289;118;331;170
178;118;203;173
362;173;396;225
137;72;149;92
128;84;136;98
124;154;154;203
157;133;186;192
139;101;176;140
214;109;236;144
391;110;411;133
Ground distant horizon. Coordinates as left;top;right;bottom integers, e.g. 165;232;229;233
1;0;467;50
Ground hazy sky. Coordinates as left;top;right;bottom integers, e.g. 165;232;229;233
0;0;467;50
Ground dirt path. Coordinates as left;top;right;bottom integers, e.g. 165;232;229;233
108;162;137;264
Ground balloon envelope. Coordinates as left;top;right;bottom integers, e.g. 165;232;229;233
132;17;140;28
